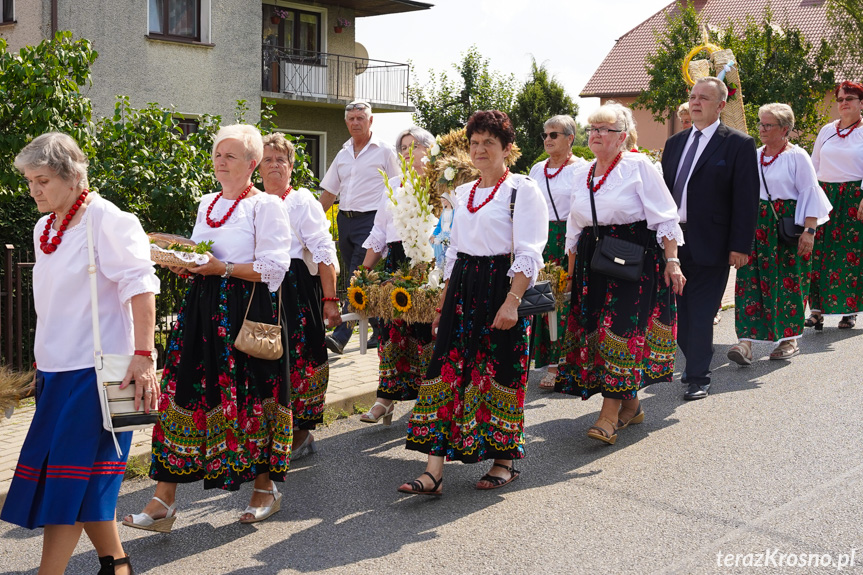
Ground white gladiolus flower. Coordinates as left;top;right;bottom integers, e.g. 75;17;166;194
430;142;440;156
444;166;456;181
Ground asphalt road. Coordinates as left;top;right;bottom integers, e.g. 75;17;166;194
1;310;862;575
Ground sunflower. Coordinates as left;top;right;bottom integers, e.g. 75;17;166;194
347;286;368;311
558;270;568;293
391;287;412;313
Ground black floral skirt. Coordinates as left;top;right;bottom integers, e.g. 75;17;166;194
406;253;529;463
555;221;676;400
151;275;292;491
378;241;434;401
283;259;328;430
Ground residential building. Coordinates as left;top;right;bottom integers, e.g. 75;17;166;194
0;0;431;180
581;0;837;150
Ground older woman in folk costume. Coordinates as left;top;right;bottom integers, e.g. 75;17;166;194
1;133;159;575
357;127;438;425
727;104;831;364
528;114;587;390
806;81;863;330
554;102;684;445
124;124;293;530
398;110;547;495
260;132;341;458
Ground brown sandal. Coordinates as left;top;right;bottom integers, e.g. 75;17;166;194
586;416;618;445
617;404;645;429
769;340;799;360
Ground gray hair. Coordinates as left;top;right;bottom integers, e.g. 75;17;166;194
758;103;795;134
14;132;89;190
212;124;264;165
344;99;373;119
694;76;728;102
677;102;690;119
587;101;636;153
396;126;435;150
262;132;295;166
543;115;577;138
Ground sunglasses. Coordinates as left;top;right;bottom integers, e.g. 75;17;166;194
835;96;860;103
345;102;370;111
541;131;570;141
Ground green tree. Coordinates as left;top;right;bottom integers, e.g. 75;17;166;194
826;0;863;77
510;58;579;172
409;45;517;136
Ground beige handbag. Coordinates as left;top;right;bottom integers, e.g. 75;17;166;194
234;283;284;360
286;218;340;276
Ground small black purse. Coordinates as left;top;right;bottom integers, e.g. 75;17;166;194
587;173;645;282
760;164;803;247
509;187;556;317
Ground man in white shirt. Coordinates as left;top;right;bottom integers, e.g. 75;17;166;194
320;99;400;353
660;77;759;400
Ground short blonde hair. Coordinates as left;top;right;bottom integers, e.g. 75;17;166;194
14;132;89;190
758;103;795;134
677;102;690;119
587;101;636;153
212;124;264;166
262;132;295;166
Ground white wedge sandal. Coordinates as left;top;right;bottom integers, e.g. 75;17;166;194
239;483;282;524
122;496;178;533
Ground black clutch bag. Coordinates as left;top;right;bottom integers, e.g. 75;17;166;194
517;280;556;317
778;217;803;246
590;235;645;282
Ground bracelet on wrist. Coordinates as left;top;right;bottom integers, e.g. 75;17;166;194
134;350;155;359
435;307;442;314
322;297;339;302
221;261;234;279
507;291;522;304
666;257;681;264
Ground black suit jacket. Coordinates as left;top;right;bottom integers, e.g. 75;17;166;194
661;123;759;267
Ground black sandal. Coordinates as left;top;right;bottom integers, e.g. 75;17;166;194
98;555;133;575
838;315;857;329
397;471;443;496
476;462;520;490
804;313;824;331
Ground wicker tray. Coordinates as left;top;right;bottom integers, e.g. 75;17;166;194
150;244;209;269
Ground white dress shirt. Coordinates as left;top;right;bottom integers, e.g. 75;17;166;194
528;157;589;222
675;118;721;222
811;120;863;182
362;176;402;255
33;195;160;372
444;174;548;287
319;132;400;212
757;145;832;226
191;192;292;291
282;187;338;265
566;152;683;254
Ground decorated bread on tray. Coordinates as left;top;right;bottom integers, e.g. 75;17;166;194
148;233;212;268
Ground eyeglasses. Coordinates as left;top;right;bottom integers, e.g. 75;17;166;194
399;144;425;153
540;131;569;141
345;102;370;111
835;96;860;103
585;127;624;135
757;122;779;129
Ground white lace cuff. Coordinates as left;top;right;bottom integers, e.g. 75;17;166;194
311;245;337;266
443;256;456;281
119;279;160;306
361;235;387;254
508;255;540;287
253;259;287;292
656;221;685;247
565;235;580;255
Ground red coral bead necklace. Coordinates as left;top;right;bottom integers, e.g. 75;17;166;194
759;144;788;167
40;189;89;254
544;153;572;180
280;186;293;201
467;168;509;213
206;183;253;228
586;152;623;193
836;117;861;139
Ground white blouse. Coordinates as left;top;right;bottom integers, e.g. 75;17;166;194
565;152;683;254
191;191;292;291
811;120;863;182
444;174;548;287
528;157;589;222
757;145;832;226
362;176;402;254
282;187;337;265
32;194;160;372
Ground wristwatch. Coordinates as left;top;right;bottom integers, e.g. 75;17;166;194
222;261;234;278
804;227;816;235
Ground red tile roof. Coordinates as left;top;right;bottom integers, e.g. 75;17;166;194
581;0;832;97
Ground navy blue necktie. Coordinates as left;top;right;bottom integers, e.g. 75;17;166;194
672;130;702;207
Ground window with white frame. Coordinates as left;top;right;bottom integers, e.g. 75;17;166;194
149;0;211;43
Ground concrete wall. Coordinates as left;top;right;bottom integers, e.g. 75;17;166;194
59;0;260;121
0;0;45;52
601;96;673;151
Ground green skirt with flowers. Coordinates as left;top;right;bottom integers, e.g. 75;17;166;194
734;199;810;342
532;220;570;367
809;180;863;315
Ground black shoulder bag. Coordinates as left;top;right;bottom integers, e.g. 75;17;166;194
759;162;803;247
509;185;556;317
587;170;645;282
544;174;562;222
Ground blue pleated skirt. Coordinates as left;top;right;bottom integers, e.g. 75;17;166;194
0;368;132;529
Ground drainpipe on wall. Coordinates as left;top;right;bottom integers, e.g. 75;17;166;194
50;0;58;36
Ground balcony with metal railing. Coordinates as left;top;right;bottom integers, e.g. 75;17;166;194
261;46;414;112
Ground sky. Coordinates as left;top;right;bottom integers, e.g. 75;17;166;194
355;0;674;145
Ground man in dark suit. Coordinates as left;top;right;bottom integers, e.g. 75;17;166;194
661;77;759;400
